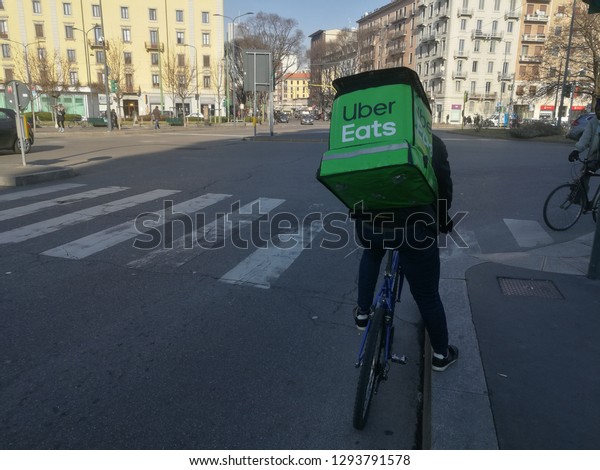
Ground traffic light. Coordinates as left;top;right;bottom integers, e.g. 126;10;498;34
562;84;572;97
110;80;117;93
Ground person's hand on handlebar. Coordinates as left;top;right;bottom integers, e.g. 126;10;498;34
568;150;579;162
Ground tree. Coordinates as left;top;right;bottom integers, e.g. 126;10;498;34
162;51;195;121
27;49;73;118
106;40;135;118
523;3;600;105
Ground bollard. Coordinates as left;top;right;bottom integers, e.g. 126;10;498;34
587;211;600;279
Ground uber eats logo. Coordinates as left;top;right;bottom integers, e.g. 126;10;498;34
340;100;397;143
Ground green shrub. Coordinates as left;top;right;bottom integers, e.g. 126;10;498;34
509;122;563;139
24;111;53;121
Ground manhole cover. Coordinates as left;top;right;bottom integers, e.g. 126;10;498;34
497;277;563;299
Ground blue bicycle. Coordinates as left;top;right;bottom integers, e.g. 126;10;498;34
353;250;407;430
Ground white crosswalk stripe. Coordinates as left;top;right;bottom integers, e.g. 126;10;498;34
0;186;128;221
42;193;230;260
127;197;285;271
0;183;86;202
220;222;323;289
503;218;554;248
0;189;178;245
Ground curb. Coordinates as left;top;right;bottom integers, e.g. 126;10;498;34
0;165;76;187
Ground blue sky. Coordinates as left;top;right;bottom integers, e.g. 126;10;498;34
224;0;386;43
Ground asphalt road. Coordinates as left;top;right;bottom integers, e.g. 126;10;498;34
0;122;590;449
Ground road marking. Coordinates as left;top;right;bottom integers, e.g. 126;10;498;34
127;197;285;270
0;189;178;245
220;222;323;289
0;186;128;221
42;193;230;260
0;183;86;202
503;218;554;248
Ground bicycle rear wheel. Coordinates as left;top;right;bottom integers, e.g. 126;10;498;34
543;183;583;231
353;306;386;430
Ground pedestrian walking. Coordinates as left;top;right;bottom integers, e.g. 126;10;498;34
110;109;119;130
152;106;161;129
56;104;66;132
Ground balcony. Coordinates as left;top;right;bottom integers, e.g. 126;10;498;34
389;29;407;40
431;70;445;79
522;33;546;42
144;41;164;52
438;7;449;18
497;72;514;81
388;44;406;56
525;13;549;23
416;0;426;9
505;10;520;20
472;29;503;40
452;70;468;79
88;39;109;50
457;8;474;17
468;92;497;101
519;55;543;63
453;49;469;59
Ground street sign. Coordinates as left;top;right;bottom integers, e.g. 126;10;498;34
5;80;31;112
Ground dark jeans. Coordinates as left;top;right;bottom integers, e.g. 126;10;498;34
355;220;449;355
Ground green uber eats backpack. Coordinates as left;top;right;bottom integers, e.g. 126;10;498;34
317;67;438;212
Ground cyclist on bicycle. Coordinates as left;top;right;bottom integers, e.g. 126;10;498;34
569;99;600;202
352;133;458;372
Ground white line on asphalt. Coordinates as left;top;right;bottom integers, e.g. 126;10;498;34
503;218;554;248
127;197;285;270
42;193;230;260
220;222;323;289
0;189;178;245
0;186;128;221
0;183;86;202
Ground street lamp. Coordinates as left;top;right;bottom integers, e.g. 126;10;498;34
2;38;45;130
98;0;112;131
181;43;199;121
73;24;99;90
214;12;254;124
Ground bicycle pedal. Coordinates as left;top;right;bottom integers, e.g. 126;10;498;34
391;354;407;365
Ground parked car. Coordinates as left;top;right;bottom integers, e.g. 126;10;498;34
566;113;595;140
276;113;289;123
300;115;314;125
185;112;205;119
0;108;34;154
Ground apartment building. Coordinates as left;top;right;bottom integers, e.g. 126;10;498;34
0;0;224;118
355;0;582;123
274;70;310;112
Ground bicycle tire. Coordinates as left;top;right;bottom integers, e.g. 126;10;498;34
593;191;600;223
543;183;583;231
353;306;386;430
67;121;74;128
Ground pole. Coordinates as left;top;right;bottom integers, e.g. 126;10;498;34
557;0;577;127
232;22;237;125
588;215;600;279
99;0;112;131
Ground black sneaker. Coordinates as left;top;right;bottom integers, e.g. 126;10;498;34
432;345;459;372
353;306;370;331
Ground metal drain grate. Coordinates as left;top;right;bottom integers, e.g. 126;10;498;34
497;277;564;299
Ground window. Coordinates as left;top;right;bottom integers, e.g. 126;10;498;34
478;0;484;9
455;80;461;92
472;60;478;72
121;7;129;19
124;52;132;65
34;23;44;38
176;31;184;44
69;71;78;85
125;73;133;89
505;42;511;54
65;25;74;39
203;75;210;88
487;61;494;73
150;30;159;44
37;47;46;59
491;20;498;33
97;71;105;84
470;81;476;93
92;4;100;17
32;1;41;14
63;2;72;15
202;11;209;23
4;68;13;81
474;40;480;52
494;0;500;10
203;55;210;68
489;41;496;53
507;22;513;33
1;44;10;58
176;10;183;22
149;8;157;21
0;19;8;35
177;54;185;67
151;52;159;65
202;33;210;46
67;49;76;62
0;1;4;9
122;28;131;42
460;19;466;30
96;50;105;64
152;74;160;88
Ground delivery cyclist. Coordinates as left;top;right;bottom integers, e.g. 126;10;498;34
351;133;458;372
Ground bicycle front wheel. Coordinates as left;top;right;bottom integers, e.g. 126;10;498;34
353;307;386;430
543;183;583;231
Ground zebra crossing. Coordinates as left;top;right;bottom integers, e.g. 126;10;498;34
0;182;570;289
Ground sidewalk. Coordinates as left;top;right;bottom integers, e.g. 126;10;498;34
429;233;600;449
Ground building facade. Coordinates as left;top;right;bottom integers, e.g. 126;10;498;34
0;0;224;119
354;0;586;124
274;71;310;112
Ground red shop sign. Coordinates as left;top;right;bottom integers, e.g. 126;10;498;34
540;105;555;111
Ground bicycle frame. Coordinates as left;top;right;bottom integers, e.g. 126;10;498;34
355;250;405;368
